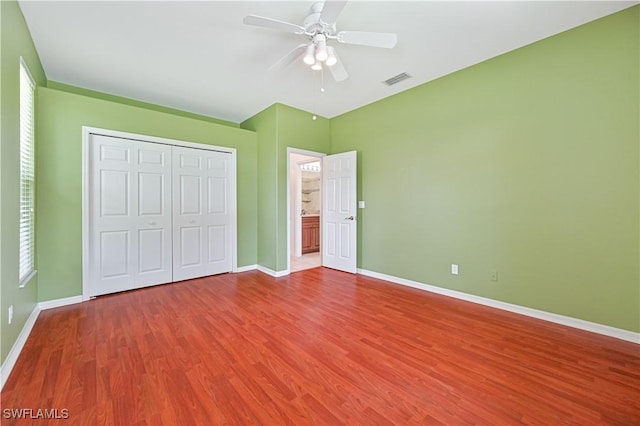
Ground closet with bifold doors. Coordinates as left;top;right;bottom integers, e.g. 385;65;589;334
87;132;234;297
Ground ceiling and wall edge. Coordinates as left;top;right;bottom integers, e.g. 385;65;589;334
47;81;240;128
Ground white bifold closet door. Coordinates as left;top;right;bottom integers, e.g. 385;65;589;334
89;134;232;297
90;135;173;296
172;146;232;281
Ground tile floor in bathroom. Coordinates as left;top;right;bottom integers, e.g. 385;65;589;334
290;251;321;272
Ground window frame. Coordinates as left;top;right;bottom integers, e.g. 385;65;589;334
19;57;37;287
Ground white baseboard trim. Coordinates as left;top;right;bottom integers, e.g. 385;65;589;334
256;265;289;278
234;264;258;273
358;268;640;344
1;304;41;390
38;295;83;310
1;295;85;391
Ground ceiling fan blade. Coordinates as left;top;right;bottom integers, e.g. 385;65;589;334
269;44;308;72
243;15;306;34
328;50;349;82
319;0;348;26
337;31;398;48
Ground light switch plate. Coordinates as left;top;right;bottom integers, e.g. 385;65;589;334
358;201;365;208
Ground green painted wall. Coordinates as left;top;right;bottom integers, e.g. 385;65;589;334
47;81;239;129
36;87;257;302
241;105;278;270
0;0;47;364
241;104;330;272
330;7;639;332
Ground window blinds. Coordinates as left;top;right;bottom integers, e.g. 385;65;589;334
19;59;36;284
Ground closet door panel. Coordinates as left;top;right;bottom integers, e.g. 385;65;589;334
90;136;136;295
204;152;232;275
208;225;226;262
172;147;206;281
89;134;233;296
99;230;130;279
172;147;232;281
89;135;172;296
180;227;203;266
132;141;173;287
138;229;165;273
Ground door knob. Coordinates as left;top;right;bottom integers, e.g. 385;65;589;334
345;216;355;220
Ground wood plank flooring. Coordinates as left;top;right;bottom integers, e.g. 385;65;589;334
2;268;639;425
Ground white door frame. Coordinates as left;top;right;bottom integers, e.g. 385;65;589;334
286;147;325;274
82;126;238;301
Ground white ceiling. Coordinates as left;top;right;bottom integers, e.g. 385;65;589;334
19;1;637;123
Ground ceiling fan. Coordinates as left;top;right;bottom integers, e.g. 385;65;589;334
243;0;398;82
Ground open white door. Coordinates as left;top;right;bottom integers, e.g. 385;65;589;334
322;151;357;273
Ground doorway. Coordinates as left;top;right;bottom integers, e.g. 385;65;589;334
288;149;324;273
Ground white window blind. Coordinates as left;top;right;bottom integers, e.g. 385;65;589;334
19;58;36;284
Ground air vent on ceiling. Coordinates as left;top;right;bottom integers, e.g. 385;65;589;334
383;72;412;86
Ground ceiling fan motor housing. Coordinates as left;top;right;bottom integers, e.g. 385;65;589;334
304;2;336;36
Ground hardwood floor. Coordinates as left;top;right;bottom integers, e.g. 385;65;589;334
2;268;639;425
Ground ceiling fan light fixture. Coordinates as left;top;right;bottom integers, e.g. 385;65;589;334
315;42;328;62
311;62;323;71
312;33;329;62
325;46;337;67
303;44;316;65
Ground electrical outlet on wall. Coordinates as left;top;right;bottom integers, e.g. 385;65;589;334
490;269;498;282
8;305;13;325
451;264;459;275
